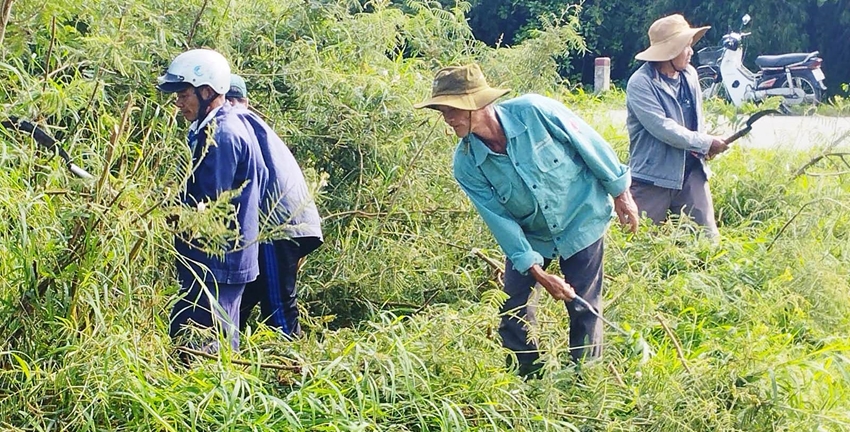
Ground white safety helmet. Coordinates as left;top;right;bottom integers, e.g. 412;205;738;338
156;49;231;95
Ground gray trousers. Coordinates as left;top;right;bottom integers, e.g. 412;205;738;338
500;238;604;367
630;166;719;238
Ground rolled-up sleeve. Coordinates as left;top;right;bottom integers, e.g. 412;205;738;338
453;152;543;274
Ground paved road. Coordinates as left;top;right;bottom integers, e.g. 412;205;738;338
608;110;850;150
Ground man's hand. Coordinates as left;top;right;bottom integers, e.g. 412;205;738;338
529;265;575;301
614;190;639;233
707;137;729;160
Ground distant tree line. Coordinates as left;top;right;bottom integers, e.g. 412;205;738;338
450;0;848;97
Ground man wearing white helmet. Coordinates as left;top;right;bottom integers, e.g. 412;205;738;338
156;48;268;355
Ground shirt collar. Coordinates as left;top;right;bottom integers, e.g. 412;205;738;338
467;104;528;166
649;63;695;99
189;105;224;134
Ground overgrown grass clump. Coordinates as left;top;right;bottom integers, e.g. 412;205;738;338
1;0;850;430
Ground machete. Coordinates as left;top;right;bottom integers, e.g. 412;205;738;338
724;109;780;145
1;117;94;180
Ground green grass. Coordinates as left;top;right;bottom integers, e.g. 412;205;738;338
1;0;850;430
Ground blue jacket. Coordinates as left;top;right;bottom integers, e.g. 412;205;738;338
625;63;713;189
232;108;323;246
176;104;268;285
453;94;631;274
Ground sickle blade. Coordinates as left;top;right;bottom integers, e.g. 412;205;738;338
745;109;780;127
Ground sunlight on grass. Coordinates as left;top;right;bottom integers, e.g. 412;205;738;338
0;0;849;430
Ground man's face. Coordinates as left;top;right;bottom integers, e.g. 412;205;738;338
174;87;200;122
436;105;473;138
227;97;248;109
672;37;694;71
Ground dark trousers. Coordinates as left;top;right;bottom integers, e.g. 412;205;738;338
240;238;319;336
500;238;605;368
169;278;245;352
630;166;719;238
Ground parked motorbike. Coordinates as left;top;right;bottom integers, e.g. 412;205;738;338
696;14;826;109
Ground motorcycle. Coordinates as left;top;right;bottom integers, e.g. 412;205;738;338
696;14;827;109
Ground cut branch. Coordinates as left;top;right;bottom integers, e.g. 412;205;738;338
656;313;691;374
186;0;210;48
0;0;14;48
42;16;56;90
793;130;850;179
471;248;504;284
767;198;849;251
793;152;850;179
607;363;628;389
176;346;300;372
324;208;468;221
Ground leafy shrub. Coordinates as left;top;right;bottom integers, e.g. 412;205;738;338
1;0;850;431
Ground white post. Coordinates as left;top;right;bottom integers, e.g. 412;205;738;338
594;57;611;94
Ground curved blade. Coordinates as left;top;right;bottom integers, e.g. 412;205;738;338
572;295;629;338
725;109;780;144
745;109;780;127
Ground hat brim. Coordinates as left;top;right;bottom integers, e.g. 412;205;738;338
635;26;710;62
414;87;510;110
226;89;247;99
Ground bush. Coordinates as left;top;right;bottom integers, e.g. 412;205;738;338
1;0;850;430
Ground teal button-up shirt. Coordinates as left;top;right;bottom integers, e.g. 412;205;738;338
453;94;631;274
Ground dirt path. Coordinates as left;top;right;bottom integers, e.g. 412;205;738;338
607;110;850;150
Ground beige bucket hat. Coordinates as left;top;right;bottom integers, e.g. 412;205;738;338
635;14;710;62
414;64;510;111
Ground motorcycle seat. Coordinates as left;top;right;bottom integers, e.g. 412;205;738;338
755;52;819;68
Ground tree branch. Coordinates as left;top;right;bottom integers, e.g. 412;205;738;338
655;313;691;374
186;0;210;48
0;0;14;48
793;152;850;179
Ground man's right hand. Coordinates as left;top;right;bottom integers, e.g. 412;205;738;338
707;137;729;159
529;264;575;301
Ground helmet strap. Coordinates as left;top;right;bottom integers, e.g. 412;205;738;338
194;86;217;123
669;60;681;73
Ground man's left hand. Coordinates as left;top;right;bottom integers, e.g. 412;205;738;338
614;190;639;233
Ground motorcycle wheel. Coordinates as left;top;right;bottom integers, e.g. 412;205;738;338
783;76;821;107
698;74;729;102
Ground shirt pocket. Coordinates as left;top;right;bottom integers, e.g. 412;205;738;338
491;180;538;221
531;135;579;179
490;180;512;206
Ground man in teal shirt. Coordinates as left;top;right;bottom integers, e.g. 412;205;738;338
415;64;639;377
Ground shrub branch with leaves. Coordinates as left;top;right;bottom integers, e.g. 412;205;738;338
1;0;849;431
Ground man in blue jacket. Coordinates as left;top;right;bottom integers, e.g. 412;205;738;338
626;14;728;238
225;73;324;337
415;64;639;377
226;73;249;108
156;49;268;354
